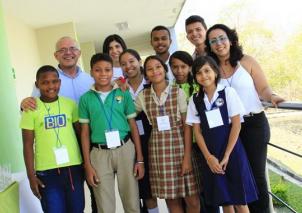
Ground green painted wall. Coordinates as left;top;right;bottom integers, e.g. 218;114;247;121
0;2;24;172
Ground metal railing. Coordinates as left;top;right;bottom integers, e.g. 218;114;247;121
263;101;302;213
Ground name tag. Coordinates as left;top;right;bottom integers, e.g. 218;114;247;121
105;130;121;148
136;120;145;135
205;108;223;128
156;115;171;131
53;145;70;165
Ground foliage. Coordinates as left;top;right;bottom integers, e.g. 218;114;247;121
271;178;288;207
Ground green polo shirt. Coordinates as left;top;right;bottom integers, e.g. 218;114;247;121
79;87;136;144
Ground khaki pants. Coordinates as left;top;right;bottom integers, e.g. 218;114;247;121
90;140;140;213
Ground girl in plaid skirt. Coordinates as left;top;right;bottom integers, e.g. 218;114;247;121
135;55;200;213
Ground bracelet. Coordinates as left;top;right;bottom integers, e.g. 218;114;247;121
136;161;144;164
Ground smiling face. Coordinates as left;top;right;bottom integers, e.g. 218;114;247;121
108;40;124;64
145;58;166;84
170;58;190;84
186;22;207;47
36;71;61;102
120;52;141;79
208;29;231;59
91;60;113;90
54;38;81;70
151;30;171;55
195;63;217;90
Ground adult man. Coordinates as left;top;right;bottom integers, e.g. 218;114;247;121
23;36;93;109
185;15;207;59
150;25;174;82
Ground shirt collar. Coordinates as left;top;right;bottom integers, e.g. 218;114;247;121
57;65;81;78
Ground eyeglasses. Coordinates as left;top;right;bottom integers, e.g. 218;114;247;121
209;36;228;46
56;46;79;54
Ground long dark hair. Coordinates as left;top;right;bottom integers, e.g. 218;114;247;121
169;51;194;96
205;24;243;67
192;56;221;98
102;34;127;54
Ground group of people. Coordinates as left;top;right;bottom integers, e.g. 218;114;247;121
20;15;284;213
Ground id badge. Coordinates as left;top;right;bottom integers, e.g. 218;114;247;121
53;145;70;165
105;130;121;148
156;115;171;131
205;108;223;128
136;120;145;135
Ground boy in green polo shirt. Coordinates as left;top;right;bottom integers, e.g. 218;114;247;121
79;53;144;213
20;65;84;213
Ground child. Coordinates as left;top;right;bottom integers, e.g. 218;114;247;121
135;55;200;213
20;65;84;213
186;56;258;213
79;53;144;213
119;49;159;213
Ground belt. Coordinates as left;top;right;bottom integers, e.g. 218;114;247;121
91;133;130;150
243;111;264;118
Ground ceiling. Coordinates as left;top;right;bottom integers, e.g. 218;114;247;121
2;0;186;53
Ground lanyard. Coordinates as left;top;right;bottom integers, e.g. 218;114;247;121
42;98;62;148
95;90;116;131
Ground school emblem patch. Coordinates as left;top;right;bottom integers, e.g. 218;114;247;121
215;98;224;107
115;96;123;103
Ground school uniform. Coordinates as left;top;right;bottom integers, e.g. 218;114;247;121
186;85;258;206
136;84;197;199
128;79;153;200
79;86;139;213
219;62;270;212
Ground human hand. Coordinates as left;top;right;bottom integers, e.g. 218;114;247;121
206;155;224;174
84;164;99;187
219;155;229;171
271;94;285;107
134;162;145;180
181;156;192;176
21;97;37;112
28;175;45;199
115;77;128;92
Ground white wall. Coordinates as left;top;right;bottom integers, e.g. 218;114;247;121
4;13;41;105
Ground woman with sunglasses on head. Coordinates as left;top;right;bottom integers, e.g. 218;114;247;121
205;24;284;213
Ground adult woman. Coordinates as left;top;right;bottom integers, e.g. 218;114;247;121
205;24;284;213
103;34;127;81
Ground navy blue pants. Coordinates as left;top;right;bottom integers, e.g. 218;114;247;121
36;165;85;213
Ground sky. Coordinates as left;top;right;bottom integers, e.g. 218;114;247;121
175;0;302;42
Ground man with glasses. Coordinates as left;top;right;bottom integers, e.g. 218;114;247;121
27;36;94;104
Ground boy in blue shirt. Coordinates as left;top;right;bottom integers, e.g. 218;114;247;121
79;53;144;213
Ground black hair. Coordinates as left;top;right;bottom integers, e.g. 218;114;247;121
192;56;221;98
143;55;168;79
36;65;58;81
90;53;113;69
119;49;144;73
185;15;207;30
102;34;127;54
205;24;243;67
150;25;171;39
169;51;195;96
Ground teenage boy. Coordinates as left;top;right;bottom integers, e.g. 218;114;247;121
185;15;208;59
150;25;174;82
79;53;144;213
20;65;84;213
